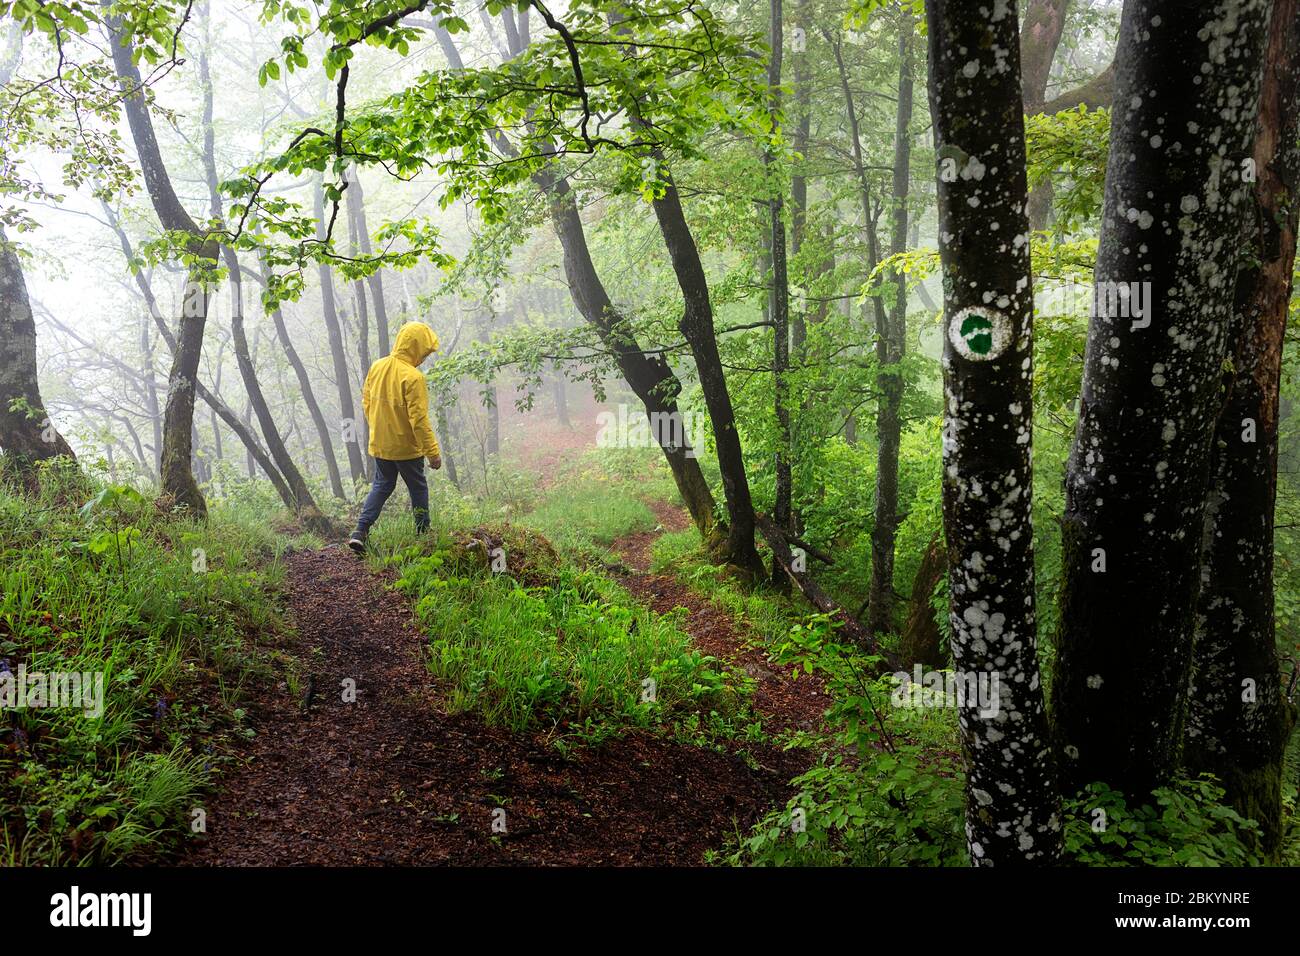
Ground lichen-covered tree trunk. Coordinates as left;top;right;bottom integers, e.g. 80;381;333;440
1186;0;1299;854
0;230;76;485
1051;0;1274;798
925;0;1061;865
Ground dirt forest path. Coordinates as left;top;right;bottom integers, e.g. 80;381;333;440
611;501;833;736
184;545;805;866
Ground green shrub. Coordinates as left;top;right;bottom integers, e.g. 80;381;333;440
1063;778;1264;866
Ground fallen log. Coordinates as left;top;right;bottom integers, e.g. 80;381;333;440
755;513;900;670
785;532;835;566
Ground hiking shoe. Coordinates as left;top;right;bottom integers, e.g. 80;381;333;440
347;531;367;554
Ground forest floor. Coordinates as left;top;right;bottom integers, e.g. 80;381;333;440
182;497;824;865
614;500;831;736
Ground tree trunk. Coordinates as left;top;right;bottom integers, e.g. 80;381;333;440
140;310;161;478
208;337;225;466
196;30;334;536
867;13;915;638
105;6;215;517
442;15;727;553
344;172;374;477
1185;0;1300;855
314;179;367;487
1052;0;1273;799
790;0;811;359
260;257;347;500
651;173;764;575
436;406;461;489
767;0;793;587
1020;0;1068;228
898;535;947;668
1020;0;1118;228
1019;0;1070;116
0;230;77;486
101;205;294;508
830;26;904;609
241;399;256;478
534;168;724;546
485;382;500;457
925;0;1061;865
228;263;335;534
345;167;392;354
191;424;210;485
551;363;571;427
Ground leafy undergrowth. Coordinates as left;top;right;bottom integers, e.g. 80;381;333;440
0;464;292;865
713;617;1270;867
648;504;1282;867
365;500;763;750
351;449;768;748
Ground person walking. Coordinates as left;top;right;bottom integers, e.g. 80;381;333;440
348;322;443;552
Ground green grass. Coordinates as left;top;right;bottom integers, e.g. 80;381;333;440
650;529;795;646
391;545;752;736
563;446;682;500
357;450;762;743
519;480;658;552
511;445;682;556
0;465;291;865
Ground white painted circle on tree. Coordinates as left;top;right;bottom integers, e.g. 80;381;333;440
948;306;1012;361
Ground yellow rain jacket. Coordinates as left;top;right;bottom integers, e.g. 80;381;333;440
362;322;442;461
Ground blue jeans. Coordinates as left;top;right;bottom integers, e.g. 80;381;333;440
355;457;429;536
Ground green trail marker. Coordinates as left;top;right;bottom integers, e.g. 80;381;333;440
949;306;1011;361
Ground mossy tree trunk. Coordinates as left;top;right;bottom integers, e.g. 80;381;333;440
0;229;77;487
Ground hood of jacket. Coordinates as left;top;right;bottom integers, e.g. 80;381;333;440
391;322;439;367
